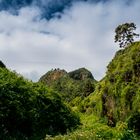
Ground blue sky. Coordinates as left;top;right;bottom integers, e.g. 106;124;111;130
0;0;140;81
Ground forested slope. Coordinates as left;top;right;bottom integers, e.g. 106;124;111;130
0;65;80;140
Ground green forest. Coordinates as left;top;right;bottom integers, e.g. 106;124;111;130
0;23;140;140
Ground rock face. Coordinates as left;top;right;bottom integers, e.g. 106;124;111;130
39;68;67;86
39;68;97;102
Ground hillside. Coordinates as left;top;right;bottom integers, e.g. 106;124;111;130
1;41;140;140
99;42;140;127
104;42;140;128
0;64;80;140
82;42;140;129
39;68;97;103
47;42;140;140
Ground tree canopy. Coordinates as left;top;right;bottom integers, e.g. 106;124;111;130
115;22;139;48
0;68;80;139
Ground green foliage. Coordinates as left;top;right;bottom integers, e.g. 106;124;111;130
46;114;138;140
1;38;140;140
39;68;96;104
77;92;102;115
46;41;140;140
128;111;140;134
69;68;94;80
0;68;80;139
86;42;140;129
115;23;139;48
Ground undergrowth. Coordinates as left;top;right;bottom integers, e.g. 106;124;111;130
46;114;139;140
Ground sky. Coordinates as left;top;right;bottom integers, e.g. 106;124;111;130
0;0;140;81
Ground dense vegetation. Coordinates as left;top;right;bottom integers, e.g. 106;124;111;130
1;41;140;139
45;41;140;139
47;114;138;140
70;42;140;137
0;67;80;140
44;42;140;140
39;68;96;105
99;42;140;127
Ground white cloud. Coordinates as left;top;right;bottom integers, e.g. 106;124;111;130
0;0;140;81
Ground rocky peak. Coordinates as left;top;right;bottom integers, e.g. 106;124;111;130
68;68;94;80
39;68;67;85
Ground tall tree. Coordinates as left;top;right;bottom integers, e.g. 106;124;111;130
115;23;139;48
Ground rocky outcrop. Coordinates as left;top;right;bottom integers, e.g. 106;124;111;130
39;68;67;86
39;68;97;102
68;68;94;80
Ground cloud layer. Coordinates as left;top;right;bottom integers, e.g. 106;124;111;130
0;0;140;81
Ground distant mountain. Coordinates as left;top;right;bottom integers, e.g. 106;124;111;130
69;67;94;80
39;68;97;102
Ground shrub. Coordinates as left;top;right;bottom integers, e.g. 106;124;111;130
0;68;80;139
128;111;140;134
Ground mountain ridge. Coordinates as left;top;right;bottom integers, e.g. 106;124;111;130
1;41;140;139
39;67;97;102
